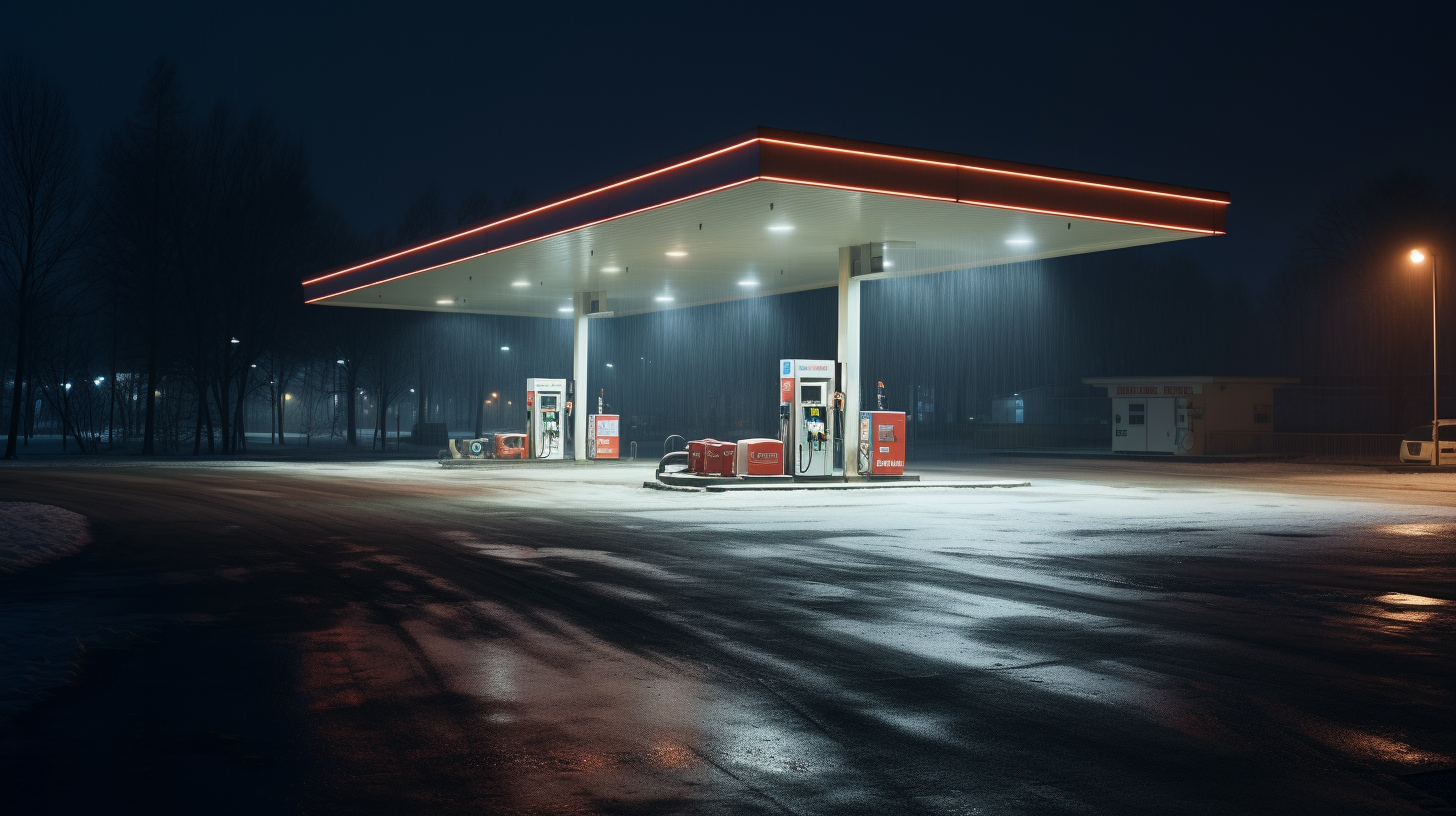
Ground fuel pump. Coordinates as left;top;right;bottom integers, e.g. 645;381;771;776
525;377;566;460
538;396;561;458
779;359;835;477
799;384;829;474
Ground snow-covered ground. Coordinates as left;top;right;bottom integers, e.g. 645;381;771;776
0;502;97;717
0;502;90;574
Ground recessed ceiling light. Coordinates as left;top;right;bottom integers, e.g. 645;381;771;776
1005;237;1034;247
767;225;794;233
558;306;573;313
500;346;510;351
511;280;530;287
606;363;614;368
436;299;455;305
655;295;675;302
665;251;687;257
601;266;621;273
738;279;758;287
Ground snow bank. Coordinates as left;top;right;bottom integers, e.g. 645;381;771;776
0;502;91;573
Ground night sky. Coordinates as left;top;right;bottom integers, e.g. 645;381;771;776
8;3;1454;289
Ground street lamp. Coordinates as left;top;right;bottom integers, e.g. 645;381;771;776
1411;249;1441;465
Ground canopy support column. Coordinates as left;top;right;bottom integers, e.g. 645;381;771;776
838;247;862;477
572;294;589;461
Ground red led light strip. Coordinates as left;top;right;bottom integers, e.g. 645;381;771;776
306;178;761;303
760;176;1222;235
954;197;1223;235
304;137;761;286
758;137;1230;205
757;175;958;204
309;136;1227;297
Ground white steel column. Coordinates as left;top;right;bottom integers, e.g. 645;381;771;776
572;293;589;461
838;247;862;476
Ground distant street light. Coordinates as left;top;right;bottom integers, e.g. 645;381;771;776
230;337;240;345
1410;248;1442;465
336;359;345;365
500;346;510;352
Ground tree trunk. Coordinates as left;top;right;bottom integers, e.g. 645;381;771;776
205;387;216;454
23;375;34;445
346;368;358;446
193;383;204;455
3;298;26;459
234;376;247;452
216;376;230;455
142;339;158;455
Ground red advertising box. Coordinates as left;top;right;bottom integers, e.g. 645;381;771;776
858;412;906;475
686;439;710;474
706;441;737;476
703;440;724;475
589;414;619;459
735;438;783;476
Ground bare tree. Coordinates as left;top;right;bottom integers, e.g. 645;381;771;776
95;60;189;456
0;55;88;459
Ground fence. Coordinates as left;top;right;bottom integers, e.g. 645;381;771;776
1203;431;1402;460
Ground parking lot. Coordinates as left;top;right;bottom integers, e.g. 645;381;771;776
1;457;1452;814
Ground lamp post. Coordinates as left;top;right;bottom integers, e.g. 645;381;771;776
1411;249;1440;465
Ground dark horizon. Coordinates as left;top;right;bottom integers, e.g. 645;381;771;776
7;3;1455;291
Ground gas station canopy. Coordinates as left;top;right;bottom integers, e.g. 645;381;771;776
304;127;1228;317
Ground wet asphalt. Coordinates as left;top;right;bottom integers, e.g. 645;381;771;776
0;459;1453;815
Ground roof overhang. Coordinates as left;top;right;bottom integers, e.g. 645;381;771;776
304;127;1229;318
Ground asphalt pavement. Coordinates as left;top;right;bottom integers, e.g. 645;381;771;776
0;458;1452;815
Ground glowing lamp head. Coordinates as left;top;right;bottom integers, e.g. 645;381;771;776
1411;249;1426;263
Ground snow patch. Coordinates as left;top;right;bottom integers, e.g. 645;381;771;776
0;502;91;573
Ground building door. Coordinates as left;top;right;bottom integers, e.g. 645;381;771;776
1146;398;1176;453
1113;398;1147;452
